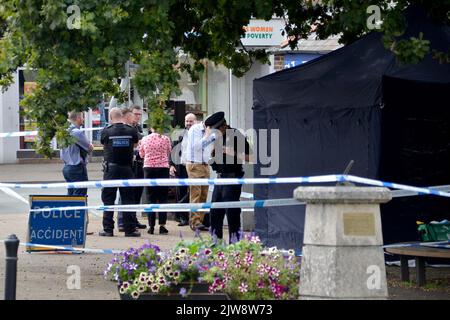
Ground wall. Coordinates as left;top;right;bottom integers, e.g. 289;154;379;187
0;72;20;164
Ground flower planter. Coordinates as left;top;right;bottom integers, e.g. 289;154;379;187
119;282;230;300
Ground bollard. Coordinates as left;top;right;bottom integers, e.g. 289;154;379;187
295;186;391;300
4;234;20;300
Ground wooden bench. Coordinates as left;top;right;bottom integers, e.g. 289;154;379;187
385;242;450;286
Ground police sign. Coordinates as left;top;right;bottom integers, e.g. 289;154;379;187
27;195;87;252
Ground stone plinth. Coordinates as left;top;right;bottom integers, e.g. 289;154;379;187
295;186;391;300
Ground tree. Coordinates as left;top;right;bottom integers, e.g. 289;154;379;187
0;0;448;157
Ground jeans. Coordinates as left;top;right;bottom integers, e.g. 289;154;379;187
62;164;88;196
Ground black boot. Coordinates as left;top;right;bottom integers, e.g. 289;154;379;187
159;226;169;234
99;230;114;237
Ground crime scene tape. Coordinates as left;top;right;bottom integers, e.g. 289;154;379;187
0;239;123;254
0;127;104;138
4;174;450;200
29;198;302;213
344;175;450;198
0;187;28;204
0;174;343;189
0;174;445;198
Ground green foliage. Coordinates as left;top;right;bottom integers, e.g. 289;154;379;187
203;235;301;300
0;0;448;156
392;32;430;65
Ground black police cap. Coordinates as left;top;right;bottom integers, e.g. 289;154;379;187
205;111;226;128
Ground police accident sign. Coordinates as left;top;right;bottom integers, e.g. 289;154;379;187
27;195;87;252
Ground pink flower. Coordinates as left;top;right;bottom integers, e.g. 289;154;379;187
256;263;268;276
217;251;225;260
220;261;228;271
250;236;261;243
270;283;286;298
223;274;231;283
239;282;248;293
269;267;280;278
244;254;253;267
257;280;265;289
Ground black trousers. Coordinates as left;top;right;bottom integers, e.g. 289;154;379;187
132;160;144;204
175;164;189;222
101;164;136;233
118;160;144;227
144;167;169;227
210;179;243;243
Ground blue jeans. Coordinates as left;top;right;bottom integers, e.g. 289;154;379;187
62;164;88;196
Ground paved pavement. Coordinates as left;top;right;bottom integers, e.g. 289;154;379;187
0;162;219;299
0;162;104;183
0;163;449;300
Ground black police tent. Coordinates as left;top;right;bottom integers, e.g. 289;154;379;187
253;7;450;251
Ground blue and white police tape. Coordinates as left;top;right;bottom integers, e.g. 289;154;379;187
0;174;343;189
4;174;450;199
29;198;302;213
0;240;300;256
383;241;450;249
2;173;450;201
0;130;38;138
0;239;123;254
344;175;450;198
0;127;104;138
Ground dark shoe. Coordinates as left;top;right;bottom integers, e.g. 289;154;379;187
148;226;155;235
159;226;169;234
177;220;189;226
195;224;209;232
135;223;147;229
125;231;141;237
118;227;125;232
99;231;114;237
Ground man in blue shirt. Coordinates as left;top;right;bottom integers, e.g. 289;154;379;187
60;111;93;196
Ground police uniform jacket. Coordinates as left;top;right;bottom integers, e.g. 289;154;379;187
101;123;139;166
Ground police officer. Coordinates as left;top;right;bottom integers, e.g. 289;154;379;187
117;107;146;231
207;112;251;243
99;107;140;237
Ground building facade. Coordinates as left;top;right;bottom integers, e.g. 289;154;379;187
0;20;342;164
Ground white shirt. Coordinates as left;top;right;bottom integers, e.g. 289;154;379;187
184;122;215;164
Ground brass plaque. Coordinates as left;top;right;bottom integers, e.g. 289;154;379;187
343;213;375;236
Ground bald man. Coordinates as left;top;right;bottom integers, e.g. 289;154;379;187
99;107;140;237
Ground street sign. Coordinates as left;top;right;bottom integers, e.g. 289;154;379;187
27;195;87;252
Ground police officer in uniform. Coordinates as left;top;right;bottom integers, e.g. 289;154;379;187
117;107;146;231
207;112;251;243
99;107;140;237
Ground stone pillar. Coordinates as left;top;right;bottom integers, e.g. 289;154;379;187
294;186;391;300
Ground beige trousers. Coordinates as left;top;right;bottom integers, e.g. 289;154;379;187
186;163;210;229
